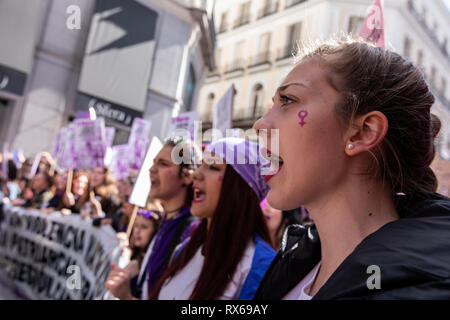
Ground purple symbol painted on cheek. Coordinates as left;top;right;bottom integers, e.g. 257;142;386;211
298;110;308;127
218;176;223;182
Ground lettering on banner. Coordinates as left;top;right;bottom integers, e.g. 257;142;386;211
0;207;119;299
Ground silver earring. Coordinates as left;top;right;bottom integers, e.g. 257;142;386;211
347;143;354;150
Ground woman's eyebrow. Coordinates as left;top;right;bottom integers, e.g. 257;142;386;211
278;82;310;93
273;82;310;102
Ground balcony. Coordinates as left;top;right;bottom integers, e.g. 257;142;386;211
233;15;251;29
248;51;271;67
407;0;449;62
285;0;307;9
217;22;228;34
257;2;279;19
224;59;246;73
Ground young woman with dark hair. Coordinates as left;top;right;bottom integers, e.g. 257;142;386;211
105;138;198;300
253;37;450;300
149;138;276;300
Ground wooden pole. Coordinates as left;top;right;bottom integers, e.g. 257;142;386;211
66;169;73;194
126;205;139;243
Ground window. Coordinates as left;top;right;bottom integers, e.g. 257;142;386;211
215;48;222;72
422;6;427;23
403;36;412;58
417;50;424;67
287;22;302;54
218;11;228;33
234;2;251;28
430;66;436;87
183;64;196;111
254;32;271;64
441;78;447;97
204;93;215;120
252;83;264;117
348;16;364;35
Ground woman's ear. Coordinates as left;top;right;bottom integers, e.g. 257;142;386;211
345;111;388;156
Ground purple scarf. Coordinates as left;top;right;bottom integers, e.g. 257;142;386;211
146;207;191;294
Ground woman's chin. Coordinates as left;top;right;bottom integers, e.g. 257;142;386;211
267;191;294;211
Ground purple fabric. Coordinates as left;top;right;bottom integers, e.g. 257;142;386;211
137;209;160;220
146;207;191;294
205;138;270;201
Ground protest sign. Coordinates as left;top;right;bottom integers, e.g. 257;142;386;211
52;130;64;159
167;111;198;140
73;118;106;169
129;136;162;208
29;152;42;179
213;84;235;140
359;0;385;48
59;126;78;170
104;127;116;152
128;118;151;170
0;204;123;300
109;144;131;181
102;127;116;166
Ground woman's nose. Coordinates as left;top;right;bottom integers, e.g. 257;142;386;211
192;167;203;181
253;106;272;134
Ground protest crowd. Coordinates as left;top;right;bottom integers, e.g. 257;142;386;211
1;1;450;302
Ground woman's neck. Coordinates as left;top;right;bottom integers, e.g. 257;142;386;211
160;195;186;219
307;177;399;296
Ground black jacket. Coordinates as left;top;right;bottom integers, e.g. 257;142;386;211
254;193;450;300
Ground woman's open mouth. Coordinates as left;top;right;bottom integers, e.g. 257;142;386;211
263;149;284;183
193;187;206;203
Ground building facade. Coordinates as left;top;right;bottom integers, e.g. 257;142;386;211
0;0;215;156
198;0;450;161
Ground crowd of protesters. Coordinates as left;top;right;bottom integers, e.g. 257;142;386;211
0;137;312;301
1;37;450;300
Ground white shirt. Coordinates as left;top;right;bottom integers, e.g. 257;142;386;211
283;262;321;300
158;241;256;300
137;236;157;300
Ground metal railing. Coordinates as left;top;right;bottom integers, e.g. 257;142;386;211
248;51;271;67
233;14;251;29
224;59;246;73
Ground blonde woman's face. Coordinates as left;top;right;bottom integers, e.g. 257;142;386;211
254;61;347;210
